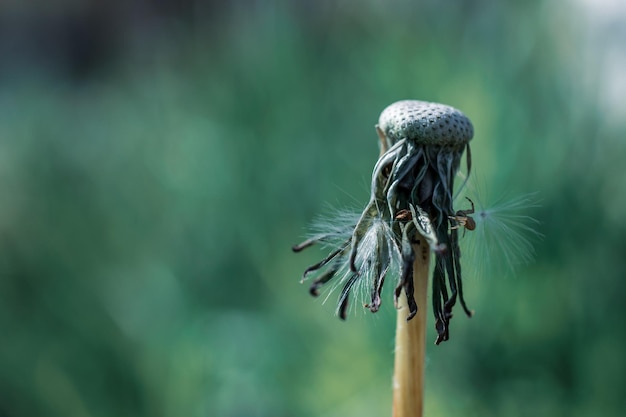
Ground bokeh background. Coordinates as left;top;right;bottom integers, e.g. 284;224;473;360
1;1;625;416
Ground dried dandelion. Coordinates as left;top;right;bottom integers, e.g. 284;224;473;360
294;100;474;341
293;100;542;417
293;100;476;417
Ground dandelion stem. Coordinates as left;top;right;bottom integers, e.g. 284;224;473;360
392;240;429;417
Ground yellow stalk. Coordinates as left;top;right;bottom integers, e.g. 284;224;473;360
392;241;429;417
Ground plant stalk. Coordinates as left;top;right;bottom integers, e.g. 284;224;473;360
392;241;430;417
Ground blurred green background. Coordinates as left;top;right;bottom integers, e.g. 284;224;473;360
1;1;625;416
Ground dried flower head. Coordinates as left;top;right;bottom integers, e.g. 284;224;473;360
294;100;474;344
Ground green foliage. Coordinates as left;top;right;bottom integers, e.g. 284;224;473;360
1;2;625;416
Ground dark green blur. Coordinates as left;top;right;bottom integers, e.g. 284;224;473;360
1;1;625;416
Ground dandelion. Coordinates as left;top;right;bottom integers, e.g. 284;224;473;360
293;100;541;417
293;100;474;343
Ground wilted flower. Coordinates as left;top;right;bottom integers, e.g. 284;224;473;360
294;100;474;344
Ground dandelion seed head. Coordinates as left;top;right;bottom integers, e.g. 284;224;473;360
379;100;474;147
294;100;478;342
